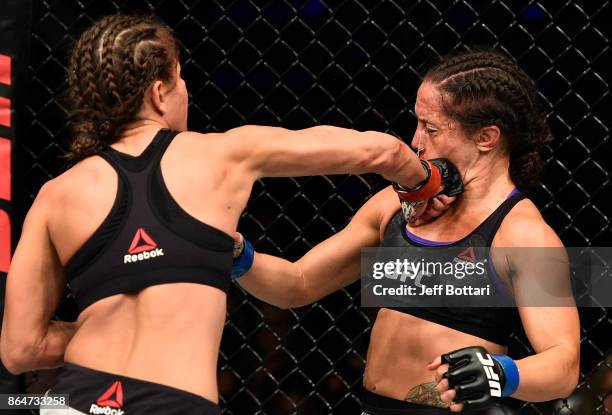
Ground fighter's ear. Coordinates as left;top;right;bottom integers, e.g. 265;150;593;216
147;80;167;116
475;125;501;153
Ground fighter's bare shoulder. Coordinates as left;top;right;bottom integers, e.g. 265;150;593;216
348;185;400;241
41;155;113;199
495;198;563;248
24;157;85;205
25;155;119;238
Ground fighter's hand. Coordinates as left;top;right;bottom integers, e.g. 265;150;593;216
394;158;462;224
427;356;464;412
428;347;520;412
233;232;245;259
231;232;255;279
430;158;464;197
411;194;457;226
394;158;463;204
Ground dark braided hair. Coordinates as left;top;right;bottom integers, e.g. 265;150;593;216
424;48;553;190
66;14;179;162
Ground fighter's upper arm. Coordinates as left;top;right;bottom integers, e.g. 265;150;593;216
495;205;579;355
1;181;66;361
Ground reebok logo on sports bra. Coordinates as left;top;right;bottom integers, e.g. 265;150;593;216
66;130;234;313
90;380;124;415
123;228;164;264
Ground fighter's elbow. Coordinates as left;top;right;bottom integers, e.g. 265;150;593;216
281;294;312;309
0;341;36;375
560;358;580;398
0;327;46;375
546;353;580;400
270;293;308;310
552;379;579;401
271;290;301;310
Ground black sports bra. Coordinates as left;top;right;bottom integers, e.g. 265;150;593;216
381;190;525;345
66;129;234;313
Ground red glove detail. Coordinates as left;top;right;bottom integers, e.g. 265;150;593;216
393;160;442;202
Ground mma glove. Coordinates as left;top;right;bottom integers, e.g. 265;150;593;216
393;158;463;202
231;232;254;280
441;346;520;411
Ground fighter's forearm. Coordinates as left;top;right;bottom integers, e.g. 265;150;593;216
238;253;307;309
513;345;579;401
31;320;77;371
360;130;427;187
1;320;77;374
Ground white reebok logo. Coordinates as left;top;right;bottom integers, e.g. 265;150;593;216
123;228;164;264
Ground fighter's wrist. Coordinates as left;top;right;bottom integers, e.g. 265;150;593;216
231;238;254;280
393;160;441;202
396;160;431;191
491;354;520;397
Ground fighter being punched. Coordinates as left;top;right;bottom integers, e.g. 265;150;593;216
233;49;579;414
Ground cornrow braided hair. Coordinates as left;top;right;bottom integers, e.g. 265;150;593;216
424;48;553;190
66;14;179;162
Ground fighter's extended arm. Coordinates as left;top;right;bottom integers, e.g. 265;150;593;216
223;125;427;187
237;187;395;309
1;182;78;374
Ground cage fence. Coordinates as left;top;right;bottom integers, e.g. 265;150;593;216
17;0;612;414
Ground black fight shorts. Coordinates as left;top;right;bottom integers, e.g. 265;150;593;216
43;363;220;415
361;388;486;415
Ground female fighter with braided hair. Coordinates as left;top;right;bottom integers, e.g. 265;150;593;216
236;49;580;413
0;14;460;415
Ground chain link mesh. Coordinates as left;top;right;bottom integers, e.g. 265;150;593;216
19;0;611;413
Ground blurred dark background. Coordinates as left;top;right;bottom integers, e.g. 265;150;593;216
12;0;612;414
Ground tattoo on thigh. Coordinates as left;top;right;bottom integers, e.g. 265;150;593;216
404;381;449;408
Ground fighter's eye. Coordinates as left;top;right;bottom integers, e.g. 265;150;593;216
425;126;437;135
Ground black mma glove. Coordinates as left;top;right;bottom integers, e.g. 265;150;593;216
430;158;464;197
441;346;520;411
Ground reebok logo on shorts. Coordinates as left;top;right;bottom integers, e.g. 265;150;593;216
90;380;124;415
124;228;164;264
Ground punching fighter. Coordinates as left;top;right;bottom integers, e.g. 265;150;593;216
0;14;457;415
